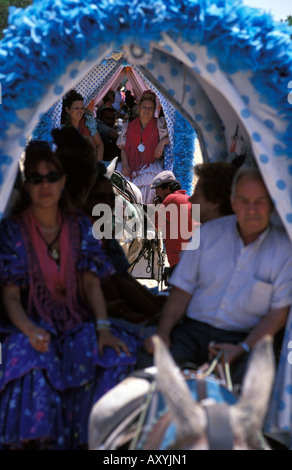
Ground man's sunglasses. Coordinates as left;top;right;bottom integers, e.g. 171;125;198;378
26;172;63;185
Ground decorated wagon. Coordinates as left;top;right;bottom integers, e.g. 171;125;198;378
0;0;292;448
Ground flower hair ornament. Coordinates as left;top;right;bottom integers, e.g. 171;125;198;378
142;90;156;98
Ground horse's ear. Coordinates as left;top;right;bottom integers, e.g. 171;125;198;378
230;335;275;446
153;335;206;441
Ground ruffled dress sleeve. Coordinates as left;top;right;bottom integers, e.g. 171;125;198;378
84;113;98;136
157;116;169;141
76;212;116;282
0;216;29;287
116;122;129;149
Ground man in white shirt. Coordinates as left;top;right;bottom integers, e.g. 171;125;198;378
139;166;292;384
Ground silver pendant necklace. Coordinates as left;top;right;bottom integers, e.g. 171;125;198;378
50;248;60;261
138;121;146;152
36;215;63;263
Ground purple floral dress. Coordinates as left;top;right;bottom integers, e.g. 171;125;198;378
0;211;141;449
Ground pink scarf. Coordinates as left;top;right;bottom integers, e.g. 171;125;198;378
22;208;69;299
125;117;159;175
20;208;89;332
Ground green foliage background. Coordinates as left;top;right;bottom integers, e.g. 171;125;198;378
0;0;33;39
283;15;292;25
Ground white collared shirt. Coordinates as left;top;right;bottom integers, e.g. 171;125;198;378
170;215;292;332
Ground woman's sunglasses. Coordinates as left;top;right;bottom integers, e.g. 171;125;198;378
26;171;63;185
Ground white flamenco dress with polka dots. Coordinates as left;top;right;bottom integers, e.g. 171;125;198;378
116;117;169;204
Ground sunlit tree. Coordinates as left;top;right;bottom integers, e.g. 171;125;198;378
280;15;292;25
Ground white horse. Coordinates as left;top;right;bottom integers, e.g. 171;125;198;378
106;157;167;282
88;335;275;450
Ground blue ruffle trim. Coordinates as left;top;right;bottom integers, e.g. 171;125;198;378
31;111;54;144
173;110;196;195
0;0;291;154
84;113;97;137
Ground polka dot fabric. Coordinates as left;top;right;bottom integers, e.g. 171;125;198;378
50;57;124;130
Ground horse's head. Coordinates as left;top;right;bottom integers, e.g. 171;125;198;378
153;335;275;450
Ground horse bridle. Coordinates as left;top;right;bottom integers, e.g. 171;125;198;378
203;401;234;450
186;371;235;450
130;370;235;450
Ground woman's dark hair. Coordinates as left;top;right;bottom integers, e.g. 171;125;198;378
11;140;66;215
60;89;84;125
125;91;136;108
83;162;114;216
95;161;109;183
52;126;97;209
103;90;115;103
194;161;238;216
24;140;63;179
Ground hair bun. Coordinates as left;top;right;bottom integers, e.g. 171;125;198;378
142;89;156;97
63;89;83;101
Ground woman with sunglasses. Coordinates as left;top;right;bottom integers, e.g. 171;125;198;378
61;89;104;162
0;140;139;449
116;90;169;204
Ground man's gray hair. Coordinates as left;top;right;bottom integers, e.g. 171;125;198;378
231;166;265;199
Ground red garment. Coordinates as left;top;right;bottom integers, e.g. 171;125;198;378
125;117;159;174
155;190;197;267
78;118;95;143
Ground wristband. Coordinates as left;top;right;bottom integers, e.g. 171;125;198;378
238;341;251;353
96;319;110;331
